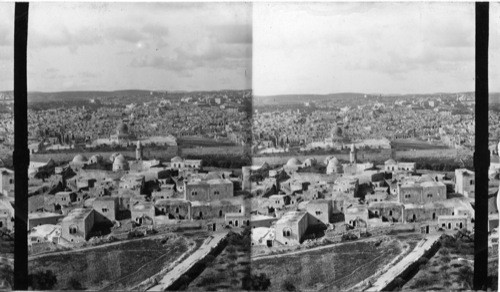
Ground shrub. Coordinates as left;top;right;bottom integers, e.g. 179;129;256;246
241;273;271;291
281;278;296;291
28;270;58;290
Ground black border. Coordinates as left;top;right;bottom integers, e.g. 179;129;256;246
474;2;489;290
13;2;29;290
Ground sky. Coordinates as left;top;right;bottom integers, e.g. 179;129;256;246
0;2;251;92
253;2;476;96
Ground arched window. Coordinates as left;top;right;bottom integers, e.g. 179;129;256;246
283;228;292;237
176;207;179;213
389;210;393;216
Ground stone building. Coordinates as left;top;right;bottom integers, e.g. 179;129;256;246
368;201;404;222
28;212;64;229
274;211;309;246
184;178;234;202
60;208;95;243
384;159;416;173
306;199;332;225
131;202;155;225
438;215;472;231
455;168;475;198
332;176;359;197
0;168;14;197
155;199;191;219
191;200;242;220
344;205;369;228
403;202;454;223
397;181;446;204
54;191;77;207
268;193;291;210
92;196;118;222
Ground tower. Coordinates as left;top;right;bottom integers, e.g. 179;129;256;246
136;141;143;161
350;144;357;164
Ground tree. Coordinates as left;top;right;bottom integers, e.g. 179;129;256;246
281;278;296;291
28;270;58;290
241;273;271;291
65;277;84;290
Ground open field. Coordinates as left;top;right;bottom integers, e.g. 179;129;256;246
251;237;402;291
28;235;195;290
391;139;449;150
186;231;251;291
253;148;472;168
401;231;474;291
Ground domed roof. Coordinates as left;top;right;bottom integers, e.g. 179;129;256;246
110;152;120;162
331;126;343;137
286;158;302;166
328;157;339;166
171;156;183;163
90;154;102;161
385;158;397;165
117;122;129;135
114;154;126;163
72;154;88;163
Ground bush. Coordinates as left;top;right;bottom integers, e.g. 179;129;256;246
241;273;271;291
66;277;84;290
28;270;58;290
127;229;144;239
281;278;296;291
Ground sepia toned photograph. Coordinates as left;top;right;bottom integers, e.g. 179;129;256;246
0;1;498;291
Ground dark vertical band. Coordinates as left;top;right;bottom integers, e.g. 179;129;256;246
474;2;488;290
13;2;29;290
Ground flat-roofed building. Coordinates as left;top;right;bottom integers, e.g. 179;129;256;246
274;211;309;246
61;208;95;243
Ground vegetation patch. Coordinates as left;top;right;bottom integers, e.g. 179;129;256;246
28;235;192;290
252;238;401;291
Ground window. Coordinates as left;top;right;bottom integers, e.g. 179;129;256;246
69;226;77;234
405;194;411;198
389;210;393;216
102;208;108;213
191;191;197;196
315;211;322;215
283;228;291;237
427;194;433;198
9;179;12;184
214;191;220;195
176;207;179;214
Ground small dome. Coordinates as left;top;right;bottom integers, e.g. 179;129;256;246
113;154;129;171
114;154;126;163
171;156;183;163
326;157;342;174
286;158;302;166
89;155;102;164
110;153;120;162
72;154;87;163
331;126;343;137
117;122;129;135
385;159;397;165
303;158;317;167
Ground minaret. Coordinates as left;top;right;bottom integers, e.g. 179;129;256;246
350;144;357;164
136;141;143;161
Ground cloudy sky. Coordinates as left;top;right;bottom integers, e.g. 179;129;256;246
1;2;251;92
254;2;476;96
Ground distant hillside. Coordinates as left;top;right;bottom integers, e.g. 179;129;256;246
27;90;152;103
253;93;366;105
